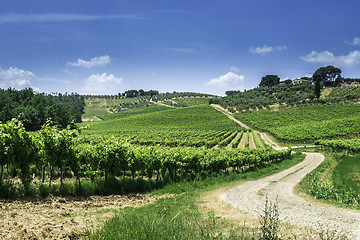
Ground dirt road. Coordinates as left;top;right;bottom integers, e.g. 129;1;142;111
221;152;360;239
211;105;360;238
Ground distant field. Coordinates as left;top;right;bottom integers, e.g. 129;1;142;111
236;104;360;142
82;96;215;121
80;105;246;148
85;105;241;131
171;97;212;107
98;105;170;121
82;98;109;118
325;86;360;100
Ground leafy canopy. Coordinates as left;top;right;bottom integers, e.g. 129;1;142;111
313;65;342;86
259;75;280;87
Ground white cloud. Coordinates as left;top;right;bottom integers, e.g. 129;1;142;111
68;55;111;68
249;45;287;55
345;36;360;46
80;73;123;95
228;66;239;72
0;67;35;89
301;50;360;67
205;72;245;89
0;13;144;24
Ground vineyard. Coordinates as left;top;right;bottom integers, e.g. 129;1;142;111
323;85;360;101
315;138;360;153
81;105;269;149
98;105;170;121
235;104;360;142
83;92;215;117
0;103;279;198
0;118;289;198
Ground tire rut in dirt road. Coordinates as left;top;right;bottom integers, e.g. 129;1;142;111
221;153;360;239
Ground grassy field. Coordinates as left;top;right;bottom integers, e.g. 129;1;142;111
332;155;360;192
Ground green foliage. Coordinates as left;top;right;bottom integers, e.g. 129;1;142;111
83;92;215;116
88;105;239;131
324;86;360;102
313;65;342;87
315;139;360;153
236;104;360;142
218;130;239;148
0;119;38;192
81;105;244;148
231;131;243;148
0;120;292;198
219;84;315;111
0;88;85;130
315;78;321;98
259;75;280;87
170;97;215;107
38;124;78;188
0;180;21;199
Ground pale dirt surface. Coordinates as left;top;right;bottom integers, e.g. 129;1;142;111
0;194;174;240
248;132;255;149
221;153;360;239
238;132;247;149
199;185;330;239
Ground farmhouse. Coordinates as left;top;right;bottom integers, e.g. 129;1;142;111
292;79;309;85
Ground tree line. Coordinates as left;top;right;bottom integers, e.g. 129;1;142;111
0;88;85;130
215;65;360;111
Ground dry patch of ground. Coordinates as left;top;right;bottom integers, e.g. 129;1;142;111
0;194;174;240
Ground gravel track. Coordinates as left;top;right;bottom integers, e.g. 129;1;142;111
221;152;360;239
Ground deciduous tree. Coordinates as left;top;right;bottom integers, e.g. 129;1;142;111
259;75;280;87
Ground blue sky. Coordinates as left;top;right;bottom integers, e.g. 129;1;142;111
0;0;359;96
